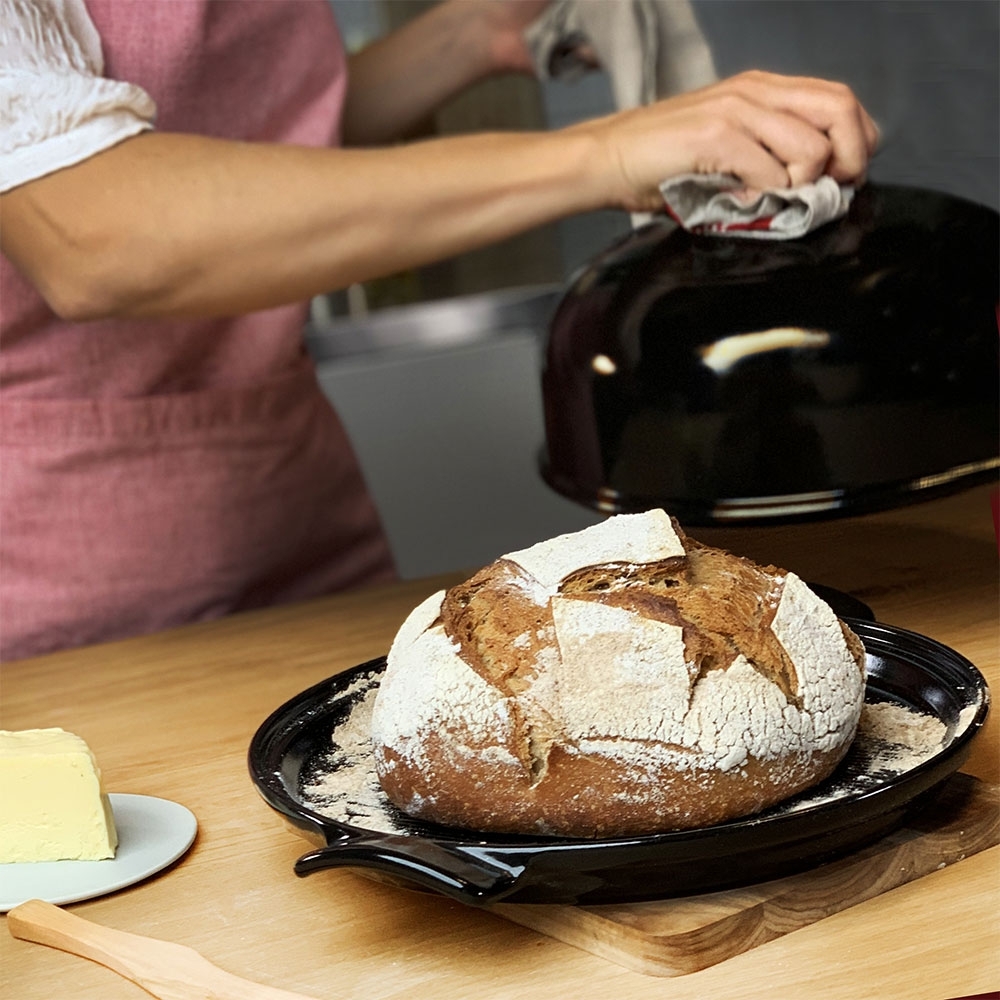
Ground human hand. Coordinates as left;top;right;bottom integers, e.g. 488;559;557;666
459;0;554;75
575;70;880;214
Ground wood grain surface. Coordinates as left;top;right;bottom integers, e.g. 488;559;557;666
7;899;320;1000
492;773;999;977
2;484;997;1000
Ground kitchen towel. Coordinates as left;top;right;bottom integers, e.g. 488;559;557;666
660;172;854;239
525;0;717;108
526;1;851;239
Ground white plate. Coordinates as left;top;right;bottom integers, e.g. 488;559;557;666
0;794;197;912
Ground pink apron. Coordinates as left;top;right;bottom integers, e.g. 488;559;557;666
0;0;396;661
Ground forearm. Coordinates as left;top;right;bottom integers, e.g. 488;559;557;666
343;2;494;146
342;0;543;146
1;71;878;322
0;129;605;321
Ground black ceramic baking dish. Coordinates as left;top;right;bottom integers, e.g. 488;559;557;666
540;184;999;524
248;617;989;907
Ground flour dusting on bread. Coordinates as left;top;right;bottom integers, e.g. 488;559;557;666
371;511;866;837
503;509;685;588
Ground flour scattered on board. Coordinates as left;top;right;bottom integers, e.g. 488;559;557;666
300;676;955;836
860;701;949;772
301;682;410;835
760;700;949;818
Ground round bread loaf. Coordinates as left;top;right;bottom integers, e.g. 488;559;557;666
371;511;866;838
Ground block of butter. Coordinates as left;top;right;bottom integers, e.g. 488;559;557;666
0;728;118;863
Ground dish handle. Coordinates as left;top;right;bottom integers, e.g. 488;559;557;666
293;833;524;905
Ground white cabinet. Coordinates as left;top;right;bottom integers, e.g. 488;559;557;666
306;288;602;579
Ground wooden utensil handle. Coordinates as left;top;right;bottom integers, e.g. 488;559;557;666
7;899;319;1000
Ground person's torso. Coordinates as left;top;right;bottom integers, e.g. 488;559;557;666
0;0;348;400
0;1;399;663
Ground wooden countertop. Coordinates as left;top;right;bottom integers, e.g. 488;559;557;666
3;485;998;999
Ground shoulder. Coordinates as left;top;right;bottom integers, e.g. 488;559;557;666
2;0;103;74
1;0;155;193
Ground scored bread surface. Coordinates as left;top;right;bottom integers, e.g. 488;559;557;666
371;511;865;837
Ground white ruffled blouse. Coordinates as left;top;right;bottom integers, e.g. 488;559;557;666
0;0;155;192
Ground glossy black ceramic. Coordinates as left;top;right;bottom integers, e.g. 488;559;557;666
540;185;999;524
248;618;989;907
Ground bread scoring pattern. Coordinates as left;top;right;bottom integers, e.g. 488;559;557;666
371;511;866;837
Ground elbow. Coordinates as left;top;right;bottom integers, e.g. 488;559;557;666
28;239;173;323
3;196;175;322
37;271;121;324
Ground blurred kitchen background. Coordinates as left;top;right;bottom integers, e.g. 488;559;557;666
312;0;999;580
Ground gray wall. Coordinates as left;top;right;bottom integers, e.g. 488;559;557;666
317;0;998;580
331;0;999;281
693;0;999;213
310;302;603;580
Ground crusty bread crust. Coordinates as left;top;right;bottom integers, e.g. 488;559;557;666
372;513;866;838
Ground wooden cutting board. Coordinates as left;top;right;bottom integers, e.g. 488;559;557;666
490;773;998;978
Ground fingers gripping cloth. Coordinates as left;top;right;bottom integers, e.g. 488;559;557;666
660;173;855;239
525;2;853;239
